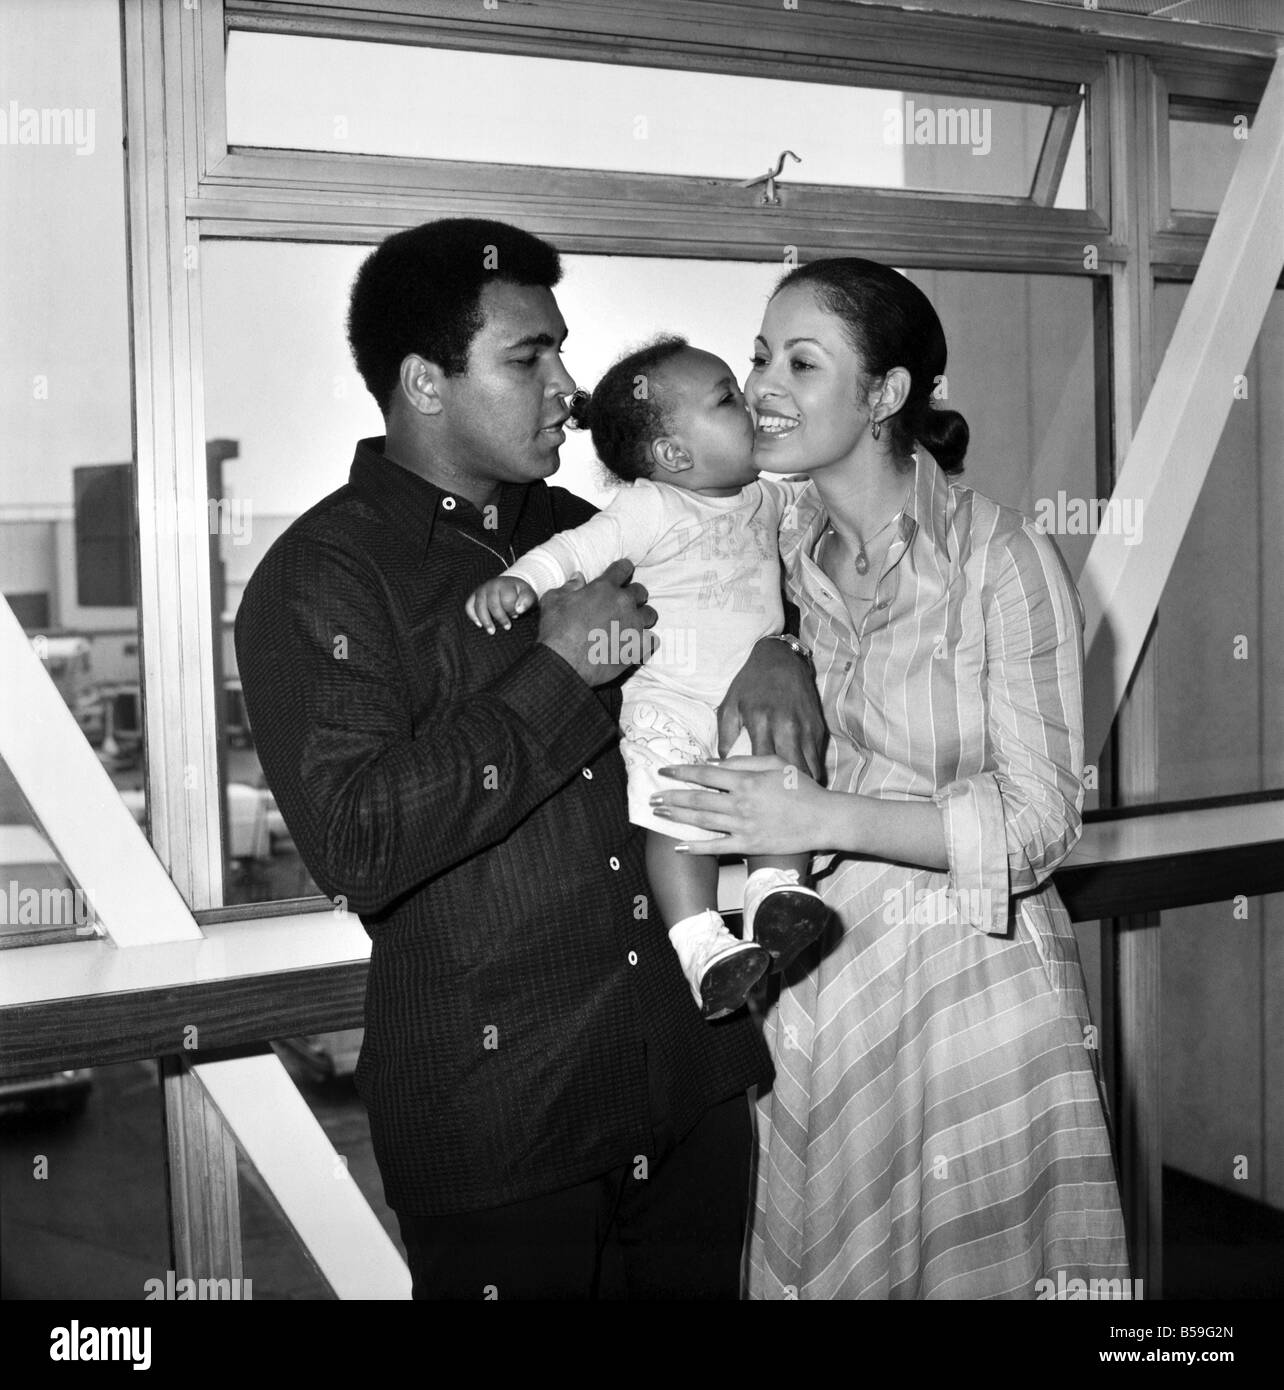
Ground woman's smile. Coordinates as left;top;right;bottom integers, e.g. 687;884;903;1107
755;411;800;441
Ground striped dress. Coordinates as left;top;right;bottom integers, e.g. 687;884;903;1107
745;450;1131;1299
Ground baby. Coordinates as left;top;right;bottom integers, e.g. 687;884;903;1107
466;336;828;1021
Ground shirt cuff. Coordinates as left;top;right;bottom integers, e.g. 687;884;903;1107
502;553;567;597
490;641;619;774
932;773;1011;935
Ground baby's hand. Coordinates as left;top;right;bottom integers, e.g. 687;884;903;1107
465;577;537;634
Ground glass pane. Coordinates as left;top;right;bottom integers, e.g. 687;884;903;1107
1170;107;1247;213
203;242;1102;904
226;30;1081;200
202;242;373;906
905;269;1100;576
1163;892;1284;1298
236;1040;400;1299
1153;283;1284;799
237;1143;332;1300
0;1060;171;1299
0;752;106;948
1054;99;1087;211
0;0;145;853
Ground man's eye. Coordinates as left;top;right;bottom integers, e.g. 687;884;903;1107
512;357;538;367
749;355;767;368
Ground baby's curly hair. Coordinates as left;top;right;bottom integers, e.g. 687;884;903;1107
571;336;689;482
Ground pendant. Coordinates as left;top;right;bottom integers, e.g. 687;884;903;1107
853;546;869;576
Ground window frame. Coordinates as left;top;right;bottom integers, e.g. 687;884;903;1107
4;0;1282;1299
1150;59;1270;267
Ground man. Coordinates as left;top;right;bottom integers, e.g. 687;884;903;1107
235;219;825;1299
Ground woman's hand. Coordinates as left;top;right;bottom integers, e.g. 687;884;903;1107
651;754;835;857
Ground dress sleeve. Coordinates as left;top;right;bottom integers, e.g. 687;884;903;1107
932;523;1086;935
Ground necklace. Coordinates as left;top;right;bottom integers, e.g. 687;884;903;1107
827;499;906;576
458;531;516;567
817;530;879;601
848;512;900;575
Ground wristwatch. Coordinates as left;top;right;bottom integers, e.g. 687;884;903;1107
763;633;814;671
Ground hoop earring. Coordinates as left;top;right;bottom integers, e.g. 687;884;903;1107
870;417;882;441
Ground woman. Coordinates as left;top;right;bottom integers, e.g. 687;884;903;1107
651;258;1130;1299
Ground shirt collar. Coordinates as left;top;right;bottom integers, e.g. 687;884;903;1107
900;445;952;557
348;436;538;562
779;446;952;564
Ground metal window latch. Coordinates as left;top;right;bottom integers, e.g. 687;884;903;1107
737;150;801;206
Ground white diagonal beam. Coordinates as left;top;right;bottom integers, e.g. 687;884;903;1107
194;1053;411;1300
1081;53;1284;762
0;597;201;946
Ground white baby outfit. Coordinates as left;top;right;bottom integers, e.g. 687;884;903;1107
503;476;803;840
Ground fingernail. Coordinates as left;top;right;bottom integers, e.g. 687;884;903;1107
648;795;661;805
674;844;690;853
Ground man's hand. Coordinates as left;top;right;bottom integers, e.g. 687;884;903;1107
537;558;658;688
716;637;827;782
465;576;538;634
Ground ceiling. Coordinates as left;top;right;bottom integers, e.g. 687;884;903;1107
1012;0;1284;34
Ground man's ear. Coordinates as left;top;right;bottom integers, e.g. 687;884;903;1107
649;437;693;475
399;354;446;417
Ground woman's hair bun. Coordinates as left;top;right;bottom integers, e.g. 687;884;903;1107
914;405;969;475
566;388;592;431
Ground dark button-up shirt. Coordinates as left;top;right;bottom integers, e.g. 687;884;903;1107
235;438;771;1216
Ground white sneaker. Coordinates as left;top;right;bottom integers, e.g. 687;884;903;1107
743;869;830;973
668;910;770;1021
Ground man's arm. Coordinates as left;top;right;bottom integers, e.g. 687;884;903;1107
235;536;646;916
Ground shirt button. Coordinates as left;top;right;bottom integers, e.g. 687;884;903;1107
582;768;593;780
609;856;620;871
441;496;456;511
627;950;638;966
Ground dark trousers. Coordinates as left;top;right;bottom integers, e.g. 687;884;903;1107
395;1092;753;1299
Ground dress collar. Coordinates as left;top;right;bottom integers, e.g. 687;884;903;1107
778;447;952;565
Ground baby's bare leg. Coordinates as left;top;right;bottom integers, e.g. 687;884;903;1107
646;830;718;927
647;830;767;1020
747;851;813;882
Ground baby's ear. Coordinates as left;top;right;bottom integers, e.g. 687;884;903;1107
650;437;693;475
